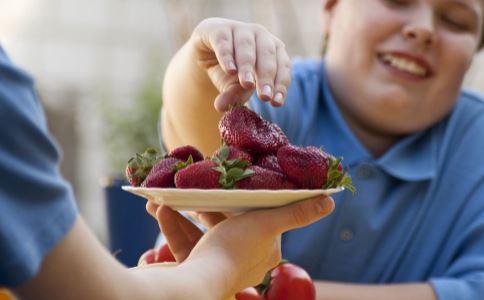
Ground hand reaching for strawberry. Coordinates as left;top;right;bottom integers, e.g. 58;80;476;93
190;18;292;111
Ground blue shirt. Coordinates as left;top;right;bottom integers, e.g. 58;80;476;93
250;59;484;300
0;47;77;286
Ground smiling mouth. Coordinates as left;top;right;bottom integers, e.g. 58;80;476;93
379;53;431;78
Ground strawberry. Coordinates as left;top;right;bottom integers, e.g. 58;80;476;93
125;148;163;186
174;160;221;189
170;145;204;162
219;105;288;154
142;157;190;188
235;166;296;190
213;145;253;165
277;145;355;191
254;154;283;173
175;147;254;189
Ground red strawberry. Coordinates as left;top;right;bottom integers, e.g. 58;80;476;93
254;154;283;173
142;157;182;188
219;106;288;154
170;145;204;162
125;148;163;186
175;154;254;189
235;166;296;190
277;145;354;191
213;145;253;165
175;160;221;189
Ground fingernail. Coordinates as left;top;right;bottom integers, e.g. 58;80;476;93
274;92;284;104
317;197;331;214
227;61;236;71
245;71;255;84
262;85;272;98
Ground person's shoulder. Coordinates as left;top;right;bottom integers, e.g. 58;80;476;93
458;89;484;110
0;45;38;114
0;45;34;85
453;89;484;124
444;89;484;162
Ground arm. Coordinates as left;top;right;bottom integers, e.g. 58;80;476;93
315;281;436;300
162;18;291;155
14;196;334;300
13;216;215;300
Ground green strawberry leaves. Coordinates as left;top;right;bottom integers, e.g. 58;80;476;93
212;145;254;189
323;157;356;193
174;155;194;171
126;147;164;185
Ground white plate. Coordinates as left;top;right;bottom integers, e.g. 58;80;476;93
122;186;343;212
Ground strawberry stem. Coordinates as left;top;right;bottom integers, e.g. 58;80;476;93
324;157;356;193
126;147;164;186
212;145;254;189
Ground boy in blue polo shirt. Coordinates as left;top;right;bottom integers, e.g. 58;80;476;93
160;0;484;299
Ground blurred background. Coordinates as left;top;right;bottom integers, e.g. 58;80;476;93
1;0;483;247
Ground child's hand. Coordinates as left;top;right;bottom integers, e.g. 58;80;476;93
190;18;291;111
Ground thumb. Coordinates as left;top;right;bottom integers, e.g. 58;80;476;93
214;83;254;112
264;196;334;234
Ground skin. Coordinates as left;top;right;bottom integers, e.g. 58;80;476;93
324;0;483;156
160;0;484;299
11;196;334;300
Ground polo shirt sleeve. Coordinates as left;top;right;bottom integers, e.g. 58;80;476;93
429;103;484;299
0;47;77;287
429;187;484;299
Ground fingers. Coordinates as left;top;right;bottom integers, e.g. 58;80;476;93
233;28;256;90
213;83;254;112
272;43;291;106
197;19;291;110
194;211;227;228
255;31;277;102
157;206;204;262
146;201;158;218
263;196;335;235
208;26;237;75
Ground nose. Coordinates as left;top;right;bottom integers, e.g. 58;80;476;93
402;12;437;47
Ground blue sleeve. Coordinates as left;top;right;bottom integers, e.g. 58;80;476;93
429;189;484;300
0;47;78;287
429;96;484;300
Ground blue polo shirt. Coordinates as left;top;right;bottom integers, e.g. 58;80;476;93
0;47;77;286
250;59;484;300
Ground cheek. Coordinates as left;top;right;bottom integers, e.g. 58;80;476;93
436;41;475;92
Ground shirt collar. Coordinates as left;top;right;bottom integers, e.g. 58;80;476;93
319;62;436;182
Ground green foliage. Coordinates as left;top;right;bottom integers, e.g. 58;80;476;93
100;75;164;176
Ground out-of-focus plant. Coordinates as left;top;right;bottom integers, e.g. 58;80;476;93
100;72;164;177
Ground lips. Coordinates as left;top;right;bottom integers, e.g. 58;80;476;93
378;52;433;78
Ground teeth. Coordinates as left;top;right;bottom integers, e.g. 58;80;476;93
382;54;428;76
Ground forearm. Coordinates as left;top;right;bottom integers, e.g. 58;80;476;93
162;38;222;155
12;216;227;300
13;217;142;300
315;281;436;300
131;261;231;300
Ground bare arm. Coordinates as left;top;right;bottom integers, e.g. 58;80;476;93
13;195;334;300
162;39;222;155
162;18;291;155
13;217;216;300
315;281;436;300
